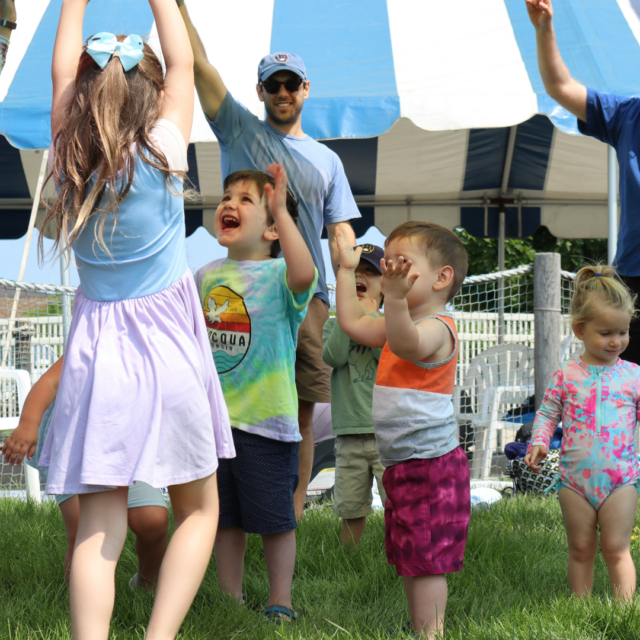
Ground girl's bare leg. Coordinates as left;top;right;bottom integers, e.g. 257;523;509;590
58;496;79;584
559;487;598;597
598;485;638;601
145;473;219;640
214;527;247;601
70;488;129;640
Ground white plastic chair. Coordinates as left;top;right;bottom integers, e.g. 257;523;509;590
0;369;40;502
453;344;534;479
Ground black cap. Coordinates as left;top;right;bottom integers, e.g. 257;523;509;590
356;244;384;274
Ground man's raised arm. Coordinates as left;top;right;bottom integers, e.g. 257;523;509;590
178;1;227;121
526;0;587;123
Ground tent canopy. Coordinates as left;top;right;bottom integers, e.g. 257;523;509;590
1;0;639;241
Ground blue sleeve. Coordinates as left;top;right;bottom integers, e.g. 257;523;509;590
577;88;640;148
206;92;260;151
323;155;361;227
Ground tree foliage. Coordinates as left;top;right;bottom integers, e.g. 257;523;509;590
455;226;608;276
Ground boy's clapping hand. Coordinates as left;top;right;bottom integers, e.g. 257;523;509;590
336;226;362;271
381;256;419;301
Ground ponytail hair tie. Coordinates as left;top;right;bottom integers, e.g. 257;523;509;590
594;273;603;277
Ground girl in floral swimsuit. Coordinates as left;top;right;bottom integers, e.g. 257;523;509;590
525;265;640;601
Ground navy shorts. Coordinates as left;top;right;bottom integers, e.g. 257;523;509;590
217;428;300;534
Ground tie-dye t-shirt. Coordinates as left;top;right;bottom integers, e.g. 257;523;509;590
194;258;317;442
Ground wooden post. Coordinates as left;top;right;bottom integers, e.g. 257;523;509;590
534;253;561;410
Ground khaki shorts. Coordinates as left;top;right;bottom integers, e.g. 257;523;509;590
296;296;331;404
333;433;387;519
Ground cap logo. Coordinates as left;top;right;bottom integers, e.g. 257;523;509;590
361;244;375;253
275;53;289;63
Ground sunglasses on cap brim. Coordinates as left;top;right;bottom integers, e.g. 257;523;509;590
260;77;305;94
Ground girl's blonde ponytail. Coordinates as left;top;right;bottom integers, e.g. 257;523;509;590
571;264;636;324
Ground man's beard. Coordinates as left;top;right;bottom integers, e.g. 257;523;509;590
265;100;303;126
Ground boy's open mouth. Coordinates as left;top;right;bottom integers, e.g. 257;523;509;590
221;215;240;231
356;283;367;294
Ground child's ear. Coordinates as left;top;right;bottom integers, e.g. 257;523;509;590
572;322;585;341
263;222;279;243
433;266;454;291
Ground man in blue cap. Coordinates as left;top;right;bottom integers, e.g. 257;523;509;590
526;0;640;367
178;2;361;521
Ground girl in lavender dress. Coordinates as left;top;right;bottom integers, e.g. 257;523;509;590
38;1;233;637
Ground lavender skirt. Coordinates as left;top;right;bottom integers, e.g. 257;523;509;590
40;271;234;495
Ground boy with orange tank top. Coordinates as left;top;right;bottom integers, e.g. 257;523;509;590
335;221;470;640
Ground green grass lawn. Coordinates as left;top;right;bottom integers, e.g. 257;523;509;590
2;495;640;639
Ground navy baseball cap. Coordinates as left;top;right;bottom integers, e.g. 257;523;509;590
357;244;384;274
258;52;307;82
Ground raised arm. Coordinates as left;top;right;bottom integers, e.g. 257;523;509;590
335;228;386;348
0;0;16;41
265;163;316;294
51;0;89;139
178;1;227;122
526;0;587;122
148;0;193;145
327;221;356;277
381;258;451;362
0;0;15;77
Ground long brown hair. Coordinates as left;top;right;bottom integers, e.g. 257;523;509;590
41;36;184;261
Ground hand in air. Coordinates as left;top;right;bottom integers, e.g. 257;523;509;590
380;256;419;301
264;162;288;220
336;226;362;271
523;445;547;473
2;422;37;467
525;0;553;28
359;295;379;315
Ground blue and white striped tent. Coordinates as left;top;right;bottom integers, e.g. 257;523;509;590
1;0;639;244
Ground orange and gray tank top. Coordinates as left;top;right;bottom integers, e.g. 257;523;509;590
373;313;459;467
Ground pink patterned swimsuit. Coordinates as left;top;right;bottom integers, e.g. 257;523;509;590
531;355;640;510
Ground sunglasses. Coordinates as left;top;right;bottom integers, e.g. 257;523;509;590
260;77;305;95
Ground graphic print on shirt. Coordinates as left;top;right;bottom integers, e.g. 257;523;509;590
202;285;251;373
348;344;377;383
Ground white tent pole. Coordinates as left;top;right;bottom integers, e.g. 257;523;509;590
2;150;49;369
608;145;618;265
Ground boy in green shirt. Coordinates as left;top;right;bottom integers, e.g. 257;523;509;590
322;244;386;545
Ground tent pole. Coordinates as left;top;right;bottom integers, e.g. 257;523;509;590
608;145;618;265
498;208;506;345
2;150;49;369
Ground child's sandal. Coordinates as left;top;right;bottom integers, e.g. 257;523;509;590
263;605;297;624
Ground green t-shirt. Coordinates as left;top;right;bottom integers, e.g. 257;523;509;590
195;258;317;442
322;315;382;435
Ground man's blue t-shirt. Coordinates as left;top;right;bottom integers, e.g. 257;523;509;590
208;92;360;305
578;88;640;277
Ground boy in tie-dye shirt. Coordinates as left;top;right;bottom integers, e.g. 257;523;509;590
194;165;316;622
